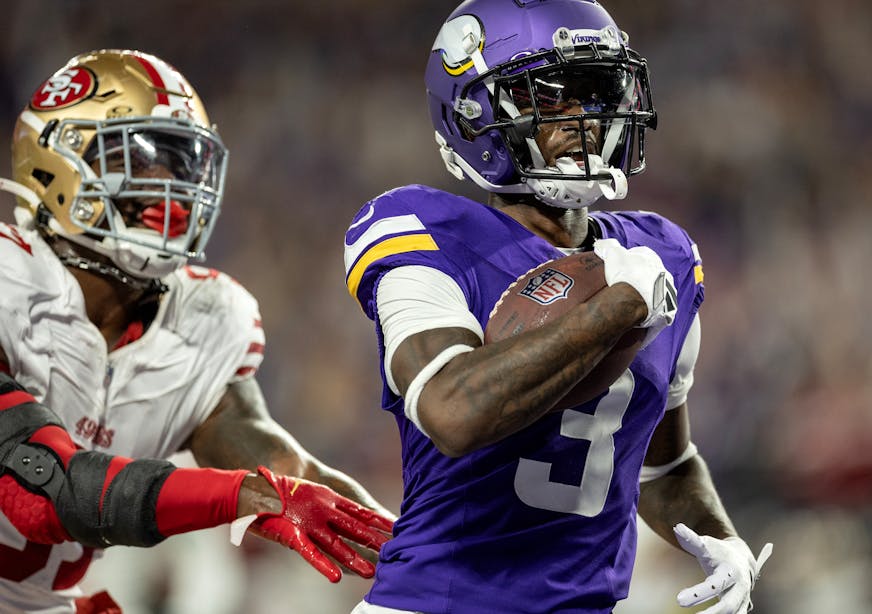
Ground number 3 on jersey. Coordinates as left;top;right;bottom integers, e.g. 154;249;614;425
514;370;635;516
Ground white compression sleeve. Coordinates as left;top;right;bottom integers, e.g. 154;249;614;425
403;344;475;436
377;265;483;395
639;442;699;483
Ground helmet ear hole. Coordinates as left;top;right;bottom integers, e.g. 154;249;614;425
32;169;54;188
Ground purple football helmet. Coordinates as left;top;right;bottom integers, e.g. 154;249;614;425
426;0;656;209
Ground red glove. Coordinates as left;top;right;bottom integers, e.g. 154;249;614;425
240;466;393;582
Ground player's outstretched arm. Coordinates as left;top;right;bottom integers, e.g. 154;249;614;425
186;376;396;570
0;372;393;582
187;376;396;521
638;403;772;614
233;466;393;582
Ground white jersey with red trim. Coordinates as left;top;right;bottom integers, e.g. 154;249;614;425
0;222;264;611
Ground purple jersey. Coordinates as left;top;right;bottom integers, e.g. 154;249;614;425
344;185;704;613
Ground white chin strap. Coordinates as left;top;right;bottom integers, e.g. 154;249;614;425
526;155;628;209
63;200;190;279
11;201;186;280
435;133;628;209
2;177;186;281
63;227;187;279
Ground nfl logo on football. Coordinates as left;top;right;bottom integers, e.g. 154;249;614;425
519;268;574;305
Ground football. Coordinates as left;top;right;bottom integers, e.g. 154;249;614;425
484;251;645;409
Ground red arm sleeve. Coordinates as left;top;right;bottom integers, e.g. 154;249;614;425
155;467;247;536
0;474;71;543
0;391;77;543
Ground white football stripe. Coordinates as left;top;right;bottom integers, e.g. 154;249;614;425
343;214;426;273
19;110;46;133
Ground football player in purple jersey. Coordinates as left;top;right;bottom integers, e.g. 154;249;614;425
343;1;771;613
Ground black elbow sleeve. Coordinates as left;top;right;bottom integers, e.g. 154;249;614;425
2;372;176;548
56;453;175;548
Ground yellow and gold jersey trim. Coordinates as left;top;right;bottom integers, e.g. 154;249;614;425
346;233;439;298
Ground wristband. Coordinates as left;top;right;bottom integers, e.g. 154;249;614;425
155;467;249;536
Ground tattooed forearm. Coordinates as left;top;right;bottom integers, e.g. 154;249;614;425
414;283;645;455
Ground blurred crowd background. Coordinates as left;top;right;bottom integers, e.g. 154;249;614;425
2;0;871;612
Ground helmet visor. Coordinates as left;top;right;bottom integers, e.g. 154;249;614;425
494;61;652;176
86;125;225;189
508;64;639;116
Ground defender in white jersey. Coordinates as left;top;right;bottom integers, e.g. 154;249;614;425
348;1;771;613
0;49;393;613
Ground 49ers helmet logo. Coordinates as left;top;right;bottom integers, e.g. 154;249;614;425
30;67;96;110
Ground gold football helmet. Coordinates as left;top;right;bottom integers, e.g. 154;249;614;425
6;49;228;280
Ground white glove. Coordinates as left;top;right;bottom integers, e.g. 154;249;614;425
674;523;774;614
592;238;677;347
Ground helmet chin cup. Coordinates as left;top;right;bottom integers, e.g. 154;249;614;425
526;155;628;209
435;131;626;209
65;227;187;280
112;232;187;279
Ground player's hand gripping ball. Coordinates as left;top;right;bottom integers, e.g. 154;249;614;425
484;251;646;409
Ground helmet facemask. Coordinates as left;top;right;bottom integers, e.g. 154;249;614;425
457;41;655;208
60;116;228;278
6;49;229;286
498;63;647;175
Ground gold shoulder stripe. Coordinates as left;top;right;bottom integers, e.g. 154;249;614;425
694;264;704;284
346;233;439;298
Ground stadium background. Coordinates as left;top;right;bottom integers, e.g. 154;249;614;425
1;1;870;612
